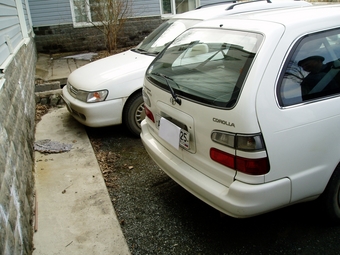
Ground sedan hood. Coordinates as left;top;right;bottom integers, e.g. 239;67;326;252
67;50;155;97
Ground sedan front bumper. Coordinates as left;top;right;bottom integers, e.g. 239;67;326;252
62;86;124;127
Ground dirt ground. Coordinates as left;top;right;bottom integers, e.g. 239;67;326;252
35;104;51;124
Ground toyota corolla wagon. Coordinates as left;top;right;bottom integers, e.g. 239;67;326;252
141;4;340;221
62;0;311;136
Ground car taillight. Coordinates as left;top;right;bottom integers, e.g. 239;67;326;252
210;131;269;175
210;148;270;175
211;131;265;151
210;148;235;169
144;105;155;123
236;156;269;175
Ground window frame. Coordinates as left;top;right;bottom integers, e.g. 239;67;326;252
277;28;340;108
70;0;109;28
70;0;201;27
160;0;200;18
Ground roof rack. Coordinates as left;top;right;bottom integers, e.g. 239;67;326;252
226;0;272;10
196;1;237;9
196;0;274;10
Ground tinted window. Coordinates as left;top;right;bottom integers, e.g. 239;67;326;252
278;29;340;107
146;28;262;108
135;19;200;54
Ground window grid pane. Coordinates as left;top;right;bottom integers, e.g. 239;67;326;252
74;0;89;23
175;0;196;14
162;0;172;14
162;0;198;15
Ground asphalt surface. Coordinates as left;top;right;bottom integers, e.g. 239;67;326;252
86;123;340;255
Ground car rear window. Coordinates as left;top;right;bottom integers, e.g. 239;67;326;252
146;28;263;108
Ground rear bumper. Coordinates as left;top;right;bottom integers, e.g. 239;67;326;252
140;120;291;218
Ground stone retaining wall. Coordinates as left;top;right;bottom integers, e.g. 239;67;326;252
35;82;64;106
0;36;37;255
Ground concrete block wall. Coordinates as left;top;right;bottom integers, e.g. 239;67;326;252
34;24;105;53
34;16;163;54
0;36;37;255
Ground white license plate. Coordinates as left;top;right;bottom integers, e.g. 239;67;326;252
158;117;190;150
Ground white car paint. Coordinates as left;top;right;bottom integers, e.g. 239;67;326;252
67;50;154;99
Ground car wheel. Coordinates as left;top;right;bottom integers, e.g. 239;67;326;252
123;92;145;137
322;164;340;223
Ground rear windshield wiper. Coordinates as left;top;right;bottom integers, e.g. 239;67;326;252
152;72;181;105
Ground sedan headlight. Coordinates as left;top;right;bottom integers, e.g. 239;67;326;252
76;90;108;103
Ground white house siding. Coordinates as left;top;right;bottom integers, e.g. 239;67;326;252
28;0;159;27
22;0;33;31
0;0;23;66
131;0;161;17
28;0;73;26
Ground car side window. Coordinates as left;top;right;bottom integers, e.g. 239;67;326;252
278;29;340;107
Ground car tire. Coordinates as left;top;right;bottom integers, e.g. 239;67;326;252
123;92;145;137
322;164;340;223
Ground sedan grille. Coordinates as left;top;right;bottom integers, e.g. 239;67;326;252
68;83;78;98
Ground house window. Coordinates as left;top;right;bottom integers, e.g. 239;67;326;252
161;0;199;16
72;0;116;27
71;0;132;27
72;0;101;24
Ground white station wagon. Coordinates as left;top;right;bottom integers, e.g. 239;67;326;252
62;0;311;136
141;4;340;221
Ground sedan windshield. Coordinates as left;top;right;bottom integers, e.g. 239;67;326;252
134;19;201;55
146;28;263;107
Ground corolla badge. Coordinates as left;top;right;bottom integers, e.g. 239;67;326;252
213;118;235;127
